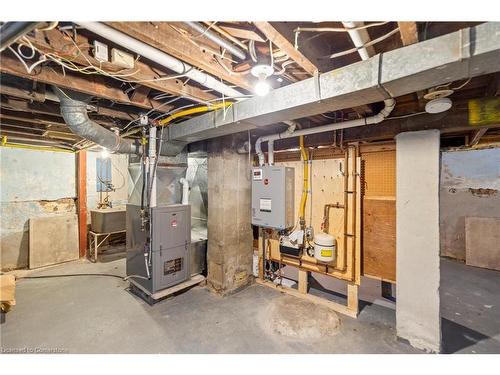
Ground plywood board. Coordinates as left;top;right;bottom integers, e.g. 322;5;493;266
362;199;396;282
263;147;361;284
0;275;16;312
361;148;396;282
465;217;500;271
29;214;79;269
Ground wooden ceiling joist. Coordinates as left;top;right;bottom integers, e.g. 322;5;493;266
398;22;419;46
107;22;254;92
0;53;159;110
25;29;215;104
253;22;319;76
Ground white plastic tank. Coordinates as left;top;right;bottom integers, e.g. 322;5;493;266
314;232;336;263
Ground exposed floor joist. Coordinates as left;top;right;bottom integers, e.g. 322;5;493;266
25;29;216;103
253;22;319;76
107;22;254;92
167;23;500;143
397;22;419;46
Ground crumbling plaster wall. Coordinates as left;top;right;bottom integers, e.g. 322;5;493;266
440;147;500;260
0;148;76;270
1;148;131;270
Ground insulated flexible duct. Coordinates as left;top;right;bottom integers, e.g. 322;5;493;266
52;86;186;156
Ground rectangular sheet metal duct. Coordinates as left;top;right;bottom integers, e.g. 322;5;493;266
167;22;500;143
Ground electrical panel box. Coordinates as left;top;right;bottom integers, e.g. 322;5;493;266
93;40;109;62
251;166;294;230
111;48;135;69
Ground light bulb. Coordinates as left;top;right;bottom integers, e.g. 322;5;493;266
101;148;110;159
255;80;270;97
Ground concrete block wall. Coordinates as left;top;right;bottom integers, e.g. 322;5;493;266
206;134;253;295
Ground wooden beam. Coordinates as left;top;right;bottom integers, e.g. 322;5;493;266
298;269;309;294
107;22;253;91
22;29;216;104
470;128;488;146
486;72;500;97
130;85;151;106
1;100;120;128
218;24;265;42
77;151;88;258
1;80;142;122
256;279;358;318
253;22;319;76
0;52;156;110
397;22;419;46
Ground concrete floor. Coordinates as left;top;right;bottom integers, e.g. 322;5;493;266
1;257;498;354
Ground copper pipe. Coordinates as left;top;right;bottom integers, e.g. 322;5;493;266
327;144;357;281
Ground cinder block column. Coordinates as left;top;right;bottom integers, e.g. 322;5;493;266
206;134;253;295
396;129;441;353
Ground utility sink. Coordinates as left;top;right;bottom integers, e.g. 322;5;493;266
90;207;126;233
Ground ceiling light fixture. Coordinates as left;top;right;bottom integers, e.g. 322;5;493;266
425;97;453;114
251;64;273;97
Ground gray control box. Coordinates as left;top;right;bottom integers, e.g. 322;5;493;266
126;204;191;294
251;166;294;230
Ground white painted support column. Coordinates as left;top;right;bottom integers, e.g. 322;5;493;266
395;129;441;353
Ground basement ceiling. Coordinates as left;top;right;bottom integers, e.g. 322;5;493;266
0;21;498;152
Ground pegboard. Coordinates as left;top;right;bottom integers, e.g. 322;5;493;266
361;151;396;198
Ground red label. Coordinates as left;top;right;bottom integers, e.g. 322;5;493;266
264;178;269;185
171;219;177;227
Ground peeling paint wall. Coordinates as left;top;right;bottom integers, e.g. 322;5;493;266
440;147;500;260
0;148;77;270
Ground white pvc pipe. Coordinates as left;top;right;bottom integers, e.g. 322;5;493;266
77;22;243;101
180;178;190;205
255;99;395;166
342;22;375;61
149;126;157;208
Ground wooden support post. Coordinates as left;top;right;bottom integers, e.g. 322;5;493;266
347;283;359;313
77;150;88;258
298;269;309;294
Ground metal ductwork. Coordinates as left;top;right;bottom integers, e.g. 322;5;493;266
166;22;500;143
52;86;186;156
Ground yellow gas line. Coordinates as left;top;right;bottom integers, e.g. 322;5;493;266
158;102;233;127
1;136;75;153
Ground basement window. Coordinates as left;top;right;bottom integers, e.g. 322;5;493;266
96;157;112;192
